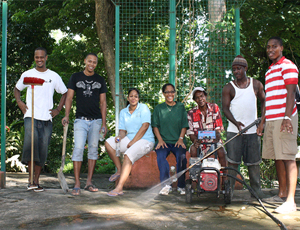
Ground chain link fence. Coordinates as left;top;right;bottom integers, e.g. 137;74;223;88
117;0;245;118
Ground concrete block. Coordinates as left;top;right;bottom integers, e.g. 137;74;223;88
123;151;190;189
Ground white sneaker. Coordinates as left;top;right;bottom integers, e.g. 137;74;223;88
159;185;172;195
177;187;185;195
274;202;297;214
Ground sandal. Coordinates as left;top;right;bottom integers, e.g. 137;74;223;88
107;190;124;197
72;187;81;196
84;184;98;192
109;173;120;182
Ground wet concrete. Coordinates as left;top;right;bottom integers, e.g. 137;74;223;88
1;172;300;230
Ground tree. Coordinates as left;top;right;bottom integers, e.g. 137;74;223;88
240;0;300;83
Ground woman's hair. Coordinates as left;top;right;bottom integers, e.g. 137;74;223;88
127;88;140;106
162;83;175;93
128;87;140;97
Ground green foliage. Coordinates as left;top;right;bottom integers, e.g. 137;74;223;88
94;154;115;174
0;120;25;172
240;159;277;189
59;152;115;175
240;0;300;83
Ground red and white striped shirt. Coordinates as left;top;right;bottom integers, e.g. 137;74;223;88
265;56;298;121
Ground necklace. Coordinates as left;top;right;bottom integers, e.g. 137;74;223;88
166;102;175;112
235;78;249;89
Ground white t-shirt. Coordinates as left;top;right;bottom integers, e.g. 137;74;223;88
15;68;67;121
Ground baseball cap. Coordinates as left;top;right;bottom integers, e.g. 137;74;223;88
192;87;207;98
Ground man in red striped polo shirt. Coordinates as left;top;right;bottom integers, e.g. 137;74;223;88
258;37;298;214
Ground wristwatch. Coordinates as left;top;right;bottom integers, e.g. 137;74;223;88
179;137;183;139
284;116;291;121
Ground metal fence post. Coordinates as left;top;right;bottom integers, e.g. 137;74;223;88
169;0;176;86
1;0;8;188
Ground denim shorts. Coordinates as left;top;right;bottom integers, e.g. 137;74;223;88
226;132;261;166
72;118;102;161
21;117;53;166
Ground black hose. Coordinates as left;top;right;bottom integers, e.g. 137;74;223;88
223;167;287;230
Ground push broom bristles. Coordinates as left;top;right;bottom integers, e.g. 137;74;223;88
23;77;45;86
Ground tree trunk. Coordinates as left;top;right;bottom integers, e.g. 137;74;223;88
207;0;226;104
95;0;126;109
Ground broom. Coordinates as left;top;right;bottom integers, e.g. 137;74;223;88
58;123;69;193
23;77;45;188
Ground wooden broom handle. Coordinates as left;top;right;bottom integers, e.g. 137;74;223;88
30;85;34;185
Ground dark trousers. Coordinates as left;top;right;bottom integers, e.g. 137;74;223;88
156;143;186;188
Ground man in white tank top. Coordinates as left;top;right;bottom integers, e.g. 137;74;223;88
222;55;269;199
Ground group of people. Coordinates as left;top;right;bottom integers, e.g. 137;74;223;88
15;36;298;214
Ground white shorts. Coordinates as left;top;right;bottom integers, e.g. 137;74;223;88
106;136;154;164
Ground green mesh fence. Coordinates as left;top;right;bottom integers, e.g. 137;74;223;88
117;0;245;114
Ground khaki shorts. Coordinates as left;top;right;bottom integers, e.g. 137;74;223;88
262;115;298;160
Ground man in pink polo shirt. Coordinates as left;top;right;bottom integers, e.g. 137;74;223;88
258;37;298;214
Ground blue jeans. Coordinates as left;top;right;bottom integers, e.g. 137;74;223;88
22;118;52;166
156;143;187;188
72;119;102;161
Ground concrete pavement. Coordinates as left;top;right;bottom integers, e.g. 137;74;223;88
0;172;300;230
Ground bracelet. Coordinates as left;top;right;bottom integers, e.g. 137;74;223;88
284;116;291;121
179;137;183;140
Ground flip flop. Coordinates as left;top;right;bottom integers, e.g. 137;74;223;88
109;173;120;182
84;184;98;192
107;190;124;197
71;187;81;196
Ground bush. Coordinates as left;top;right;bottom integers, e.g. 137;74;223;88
59;152;115;175
239;159;277;189
94;154;115;174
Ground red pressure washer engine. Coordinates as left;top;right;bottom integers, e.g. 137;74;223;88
200;158;221;191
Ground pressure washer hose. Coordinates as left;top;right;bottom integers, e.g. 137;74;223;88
223;167;287;230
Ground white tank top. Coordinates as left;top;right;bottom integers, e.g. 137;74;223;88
227;78;257;134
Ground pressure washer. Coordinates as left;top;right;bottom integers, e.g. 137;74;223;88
183;118;287;230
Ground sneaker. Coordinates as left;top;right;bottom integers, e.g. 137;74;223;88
177;187;185;195
274;202;297;214
27;183;38;190
159;185;172;195
34;185;44;192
